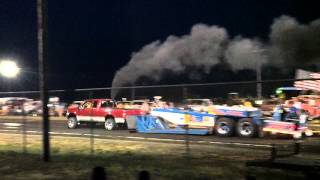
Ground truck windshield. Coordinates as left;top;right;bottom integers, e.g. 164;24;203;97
101;101;114;108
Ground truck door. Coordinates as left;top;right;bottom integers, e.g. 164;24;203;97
77;100;93;122
91;100;105;122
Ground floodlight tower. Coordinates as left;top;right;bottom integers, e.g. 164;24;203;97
0;60;20;78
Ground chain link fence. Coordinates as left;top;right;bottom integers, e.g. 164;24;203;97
0;79;319;179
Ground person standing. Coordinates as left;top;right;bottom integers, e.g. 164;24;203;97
298;109;308;128
141;100;150;114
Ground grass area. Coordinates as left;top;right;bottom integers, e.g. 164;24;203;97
0;133;317;179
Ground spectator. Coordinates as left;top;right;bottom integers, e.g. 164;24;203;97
285;103;299;121
162;102;169;108
138;170;150;180
243;99;253;107
141;100;151;113
273;104;285;121
298;109;308;128
117;102;124;109
91;166;107;180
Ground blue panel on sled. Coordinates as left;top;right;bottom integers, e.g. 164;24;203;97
135;115;209;135
139;129;209;135
152;108;216;123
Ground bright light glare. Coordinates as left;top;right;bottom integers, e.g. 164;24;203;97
0;60;20;78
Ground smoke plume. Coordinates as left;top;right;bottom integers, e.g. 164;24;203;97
111;16;320;98
225;37;266;70
269;15;320;66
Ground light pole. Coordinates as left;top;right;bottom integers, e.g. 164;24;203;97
252;49;265;99
256;58;262;99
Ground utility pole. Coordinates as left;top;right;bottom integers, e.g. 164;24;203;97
131;83;135;100
256;59;262;99
37;0;50;162
253;49;264;99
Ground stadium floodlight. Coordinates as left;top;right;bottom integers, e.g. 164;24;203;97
0;60;20;78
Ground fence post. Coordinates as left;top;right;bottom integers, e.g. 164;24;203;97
182;87;188;99
89;91;94;155
185;124;190;156
294;140;301;155
22;108;27;154
270;144;276;161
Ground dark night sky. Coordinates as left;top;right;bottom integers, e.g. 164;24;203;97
0;0;319;91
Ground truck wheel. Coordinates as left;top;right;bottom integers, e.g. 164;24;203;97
236;118;257;137
305;129;313;137
293;133;302;139
67;117;78;129
215;118;235;137
30;111;38;117
105;118;116;130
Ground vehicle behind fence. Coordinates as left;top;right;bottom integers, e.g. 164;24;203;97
0;79;319;162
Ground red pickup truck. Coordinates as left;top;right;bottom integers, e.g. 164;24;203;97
66;99;144;130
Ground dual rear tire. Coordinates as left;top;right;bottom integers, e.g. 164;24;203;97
236;118;257;138
215;118;257;137
215;118;235;137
